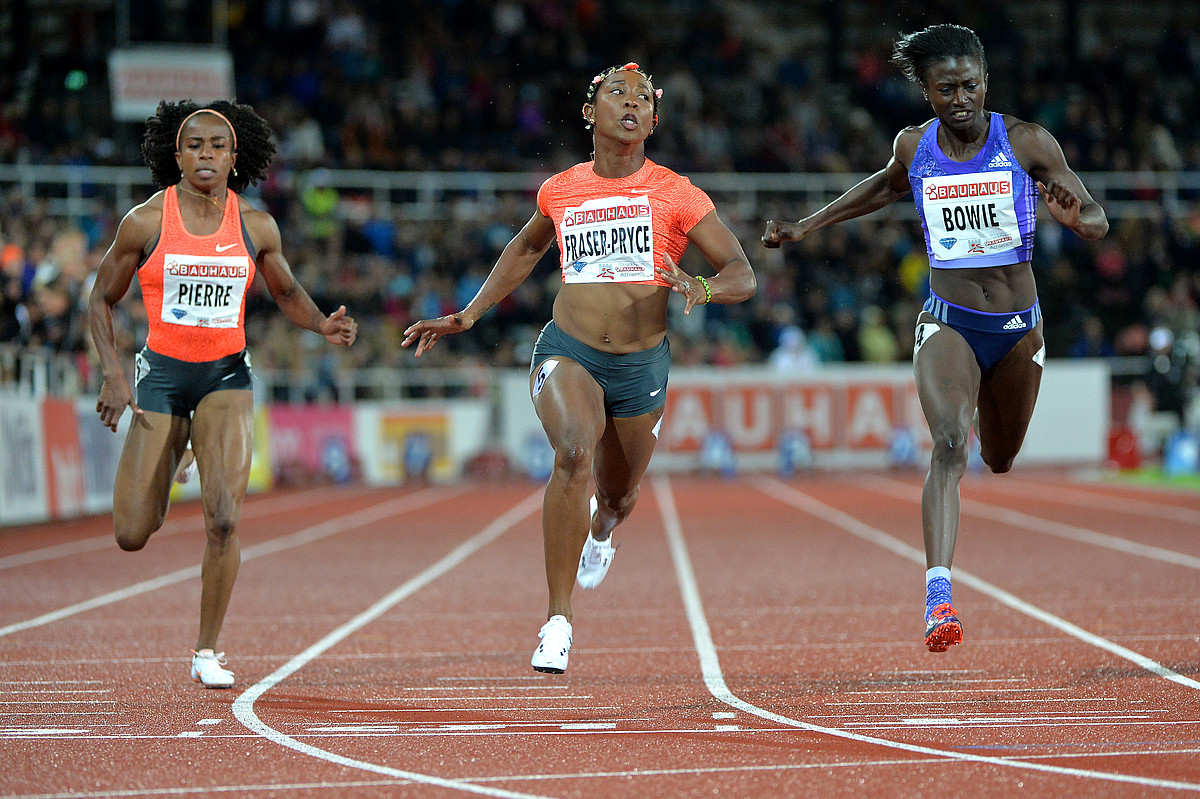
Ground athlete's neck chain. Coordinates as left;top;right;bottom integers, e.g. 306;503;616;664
177;183;224;212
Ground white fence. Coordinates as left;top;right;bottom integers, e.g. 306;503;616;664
2;164;1198;222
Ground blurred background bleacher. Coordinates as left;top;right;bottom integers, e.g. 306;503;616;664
1;0;1198;503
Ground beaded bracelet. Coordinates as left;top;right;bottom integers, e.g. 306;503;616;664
695;275;712;304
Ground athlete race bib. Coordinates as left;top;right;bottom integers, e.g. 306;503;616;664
160;253;250;328
560;195;655;283
922;171;1022;262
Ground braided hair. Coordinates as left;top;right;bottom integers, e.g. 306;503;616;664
890;24;987;87
141;99;276;192
583;62;662;129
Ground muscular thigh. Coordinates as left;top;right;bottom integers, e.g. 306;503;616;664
190;389;255;511
593;408;664;498
530;357;607;454
114;409;191;514
977;325;1044;444
913;312;980;434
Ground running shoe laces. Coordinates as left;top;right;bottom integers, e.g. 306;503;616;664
924;603;963;653
531;615;573;674
191;648;236;688
577;495;616;590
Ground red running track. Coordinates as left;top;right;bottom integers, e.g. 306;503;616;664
2;470;1199;798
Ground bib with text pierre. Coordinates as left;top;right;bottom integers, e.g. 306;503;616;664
161;253;250;328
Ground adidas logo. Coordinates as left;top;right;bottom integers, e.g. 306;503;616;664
1002;315;1026;330
986;151;1012;169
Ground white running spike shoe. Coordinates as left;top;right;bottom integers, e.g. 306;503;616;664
191;648;235;688
576;495;616;590
531;615;573;674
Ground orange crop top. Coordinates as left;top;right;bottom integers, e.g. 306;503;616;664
139;186;256;362
537;159;714;286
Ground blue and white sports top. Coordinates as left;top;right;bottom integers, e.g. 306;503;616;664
909;115;1037;269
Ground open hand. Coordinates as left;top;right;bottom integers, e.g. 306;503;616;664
402;314;472;357
654;252;706;316
96;376;141;432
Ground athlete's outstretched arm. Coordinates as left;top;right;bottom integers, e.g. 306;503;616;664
762;128;917;248
402;210;556;357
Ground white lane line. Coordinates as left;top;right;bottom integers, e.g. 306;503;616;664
232;489;557;799
753;476;1200;692
0;486;465;638
4;779;427;799
0;486;361;570
993;476;1200;524
863;474;1200;569
653;475;1200;793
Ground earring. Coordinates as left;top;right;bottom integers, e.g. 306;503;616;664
232;165;238;176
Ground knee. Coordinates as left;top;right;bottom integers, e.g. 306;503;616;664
205;513;238;546
113;510;162;551
114;523;154;552
552;441;593;481
928;428;970;477
982;449;1015;474
598;485;640;521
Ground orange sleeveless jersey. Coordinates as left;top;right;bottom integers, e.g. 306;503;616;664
139;186;256;362
537;159;715;286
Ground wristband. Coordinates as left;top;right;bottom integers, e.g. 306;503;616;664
695;275;712;304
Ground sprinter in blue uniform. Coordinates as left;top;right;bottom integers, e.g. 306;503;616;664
762;24;1108;652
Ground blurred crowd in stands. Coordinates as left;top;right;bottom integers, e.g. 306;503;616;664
1;1;1198;426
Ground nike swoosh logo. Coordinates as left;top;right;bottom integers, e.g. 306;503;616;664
649;388;661;397
630;189;651;194
221;372;237;381
215;243;238;252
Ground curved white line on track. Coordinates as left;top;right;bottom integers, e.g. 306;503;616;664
863;474;1200;570
0;486;467;638
231;489;555;799
653;475;1200;793
753;476;1200;691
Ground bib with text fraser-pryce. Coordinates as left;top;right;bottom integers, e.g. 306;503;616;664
560;195;655;283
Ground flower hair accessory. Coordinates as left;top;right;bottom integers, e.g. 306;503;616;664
584;61;663;129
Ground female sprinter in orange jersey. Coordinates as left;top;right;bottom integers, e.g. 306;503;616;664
89;101;358;687
402;63;756;674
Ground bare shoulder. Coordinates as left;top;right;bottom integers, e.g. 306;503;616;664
1002;114;1065;170
1002;114;1056;148
117;190;166;244
235;196;281;249
893;120;932;164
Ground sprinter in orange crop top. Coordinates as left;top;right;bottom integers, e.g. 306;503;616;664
88;100;358;688
402;63;757;675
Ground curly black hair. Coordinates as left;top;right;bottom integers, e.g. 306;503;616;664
141;99;276;192
891;24;987;87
